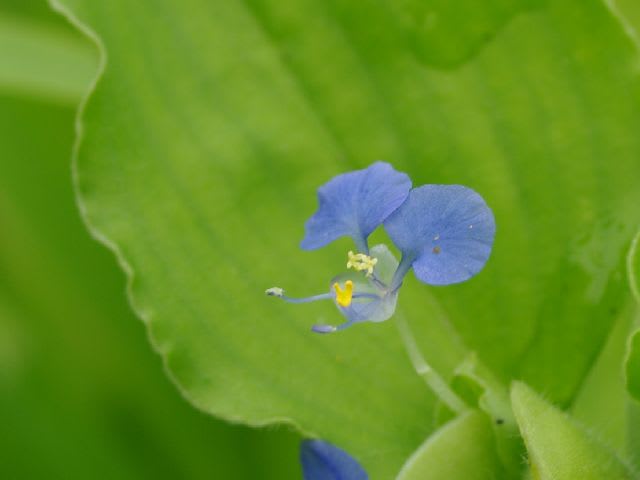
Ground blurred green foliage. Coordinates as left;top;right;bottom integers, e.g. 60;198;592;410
0;3;299;478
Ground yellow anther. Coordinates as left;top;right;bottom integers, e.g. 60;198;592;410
333;280;354;307
346;251;378;277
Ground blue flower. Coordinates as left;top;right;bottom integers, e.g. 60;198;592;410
300;439;368;480
266;162;495;333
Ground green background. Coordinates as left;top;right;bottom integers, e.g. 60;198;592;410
3;0;640;478
0;2;299;478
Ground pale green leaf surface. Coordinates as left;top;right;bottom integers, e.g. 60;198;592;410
511;382;637;480
53;0;640;476
396;411;505;480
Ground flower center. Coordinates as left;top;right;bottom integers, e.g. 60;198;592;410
333;280;354;307
346;251;378;277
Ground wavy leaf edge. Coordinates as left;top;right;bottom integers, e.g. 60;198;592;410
47;0;315;438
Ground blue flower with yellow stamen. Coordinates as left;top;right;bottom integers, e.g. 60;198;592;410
266;162;495;333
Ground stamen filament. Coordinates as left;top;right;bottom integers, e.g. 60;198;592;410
265;287;333;304
282;293;334;304
312;324;337;334
313;319;355;335
265;287;380;305
352;292;381;300
370;273;387;289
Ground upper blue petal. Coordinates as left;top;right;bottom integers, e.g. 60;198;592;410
301;162;411;251
300;439;368;480
384;185;495;285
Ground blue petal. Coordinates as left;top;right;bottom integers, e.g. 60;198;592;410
300;439;368;480
301;162;411;252
384;185;495;285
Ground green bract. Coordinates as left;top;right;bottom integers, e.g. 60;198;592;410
511;382;637;479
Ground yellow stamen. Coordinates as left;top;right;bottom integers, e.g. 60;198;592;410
346;251;378;277
333;280;354;307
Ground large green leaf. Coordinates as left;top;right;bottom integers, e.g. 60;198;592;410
0;6;298;479
53;0;640;476
511;382;637;479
